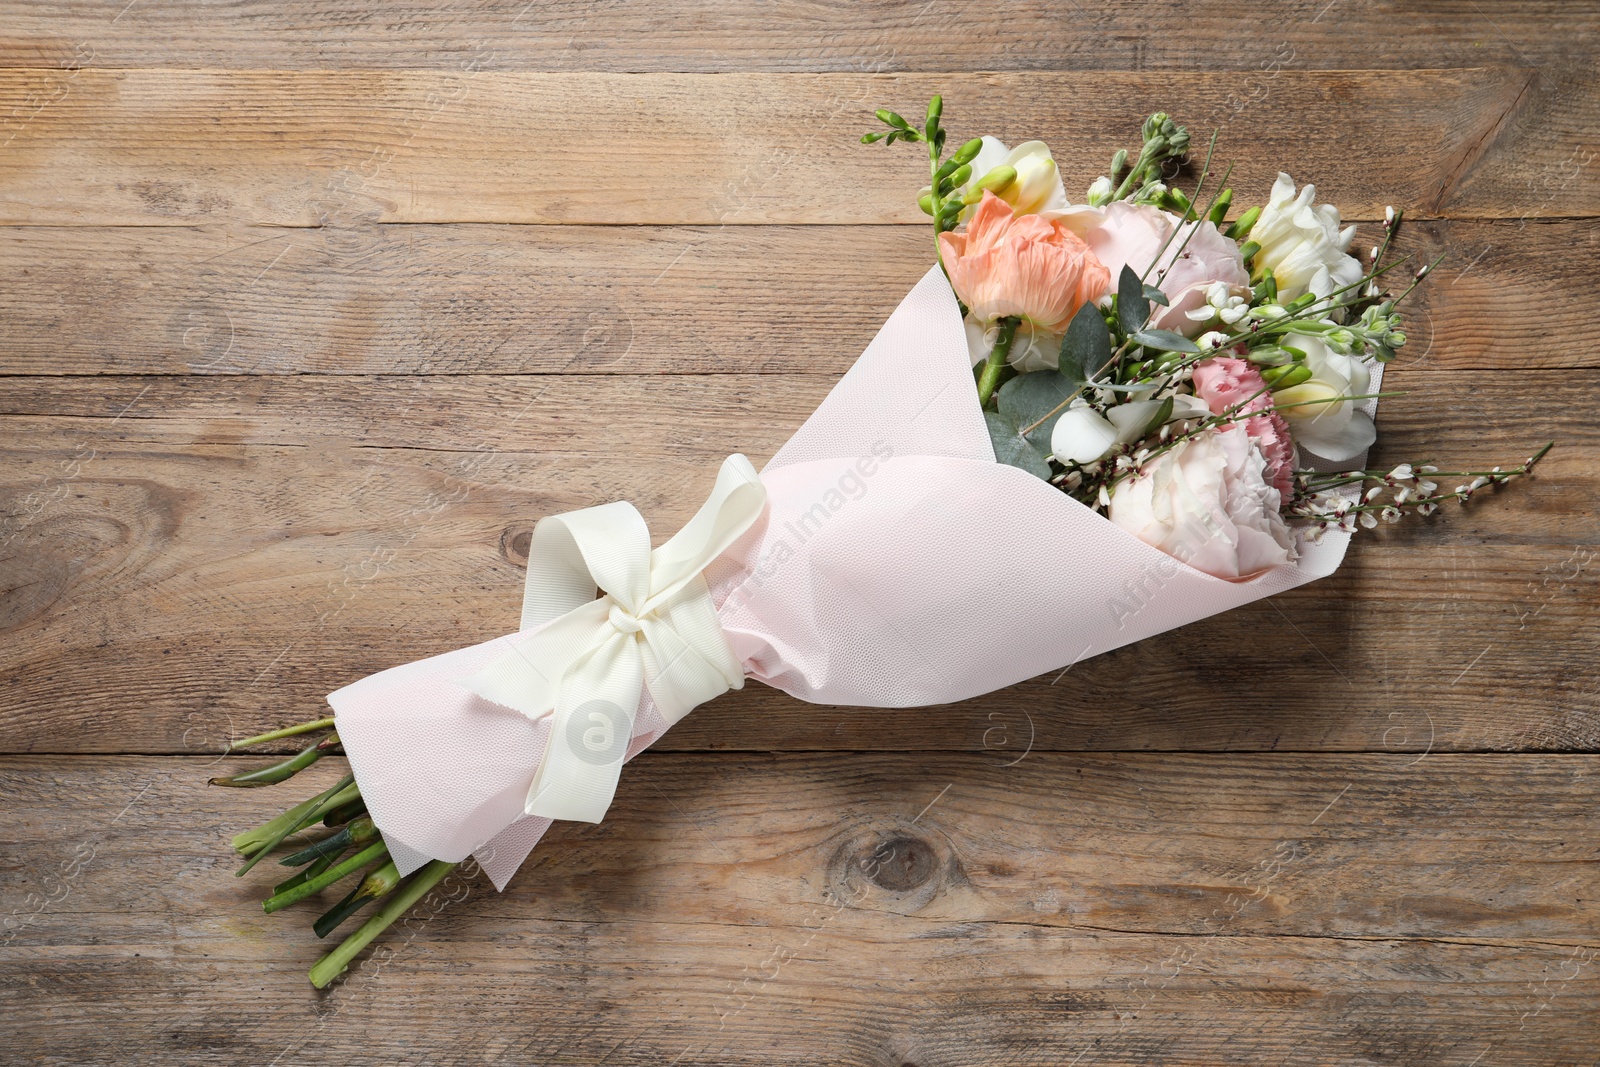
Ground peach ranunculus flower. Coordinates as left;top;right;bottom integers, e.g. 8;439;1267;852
938;192;1111;335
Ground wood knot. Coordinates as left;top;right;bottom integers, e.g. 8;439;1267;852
500;526;533;567
861;834;937;892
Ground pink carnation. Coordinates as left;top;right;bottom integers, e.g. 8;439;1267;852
1191;356;1296;500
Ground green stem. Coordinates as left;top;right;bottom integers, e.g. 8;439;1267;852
309;860;457;989
975;317;1020;408
231;791;328;855
263;840;389;913
314;860;402;939
274;849;344;896
210;738;330;788
228;716;336;752
235;776;357;875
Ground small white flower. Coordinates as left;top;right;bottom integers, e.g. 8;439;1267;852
1086;175;1114;206
1381;506;1401;523
1394;487;1412;505
1419;480;1438;496
1388;463;1414;481
1470;476;1491;490
1360;511;1378;528
1418;502;1437;516
1365;486;1383;502
1197;330;1230;349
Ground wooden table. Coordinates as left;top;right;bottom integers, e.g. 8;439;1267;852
3;3;1597;1063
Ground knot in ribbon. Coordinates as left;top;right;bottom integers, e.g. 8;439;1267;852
459;455;766;824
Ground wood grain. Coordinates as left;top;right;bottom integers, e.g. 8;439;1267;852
1;218;1596;377
0;2;1590;71
0;68;1564;226
2;371;1594;755
2;754;1596;1065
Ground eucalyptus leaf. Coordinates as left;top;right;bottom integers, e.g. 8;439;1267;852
1117;265;1148;337
1130;329;1202;354
997;371;1078;451
1059;302;1110;384
984;410;1053;480
1142;283;1170;307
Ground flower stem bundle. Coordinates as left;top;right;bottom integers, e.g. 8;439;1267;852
216;716;458;987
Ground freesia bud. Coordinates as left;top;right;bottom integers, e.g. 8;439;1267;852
975;164;1017;195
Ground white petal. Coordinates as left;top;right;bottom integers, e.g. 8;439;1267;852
1297;409;1377;463
1051;406;1120;465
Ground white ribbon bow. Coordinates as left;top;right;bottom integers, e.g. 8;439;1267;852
458;455;767;824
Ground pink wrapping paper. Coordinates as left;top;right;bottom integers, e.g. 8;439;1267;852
331;265;1371;890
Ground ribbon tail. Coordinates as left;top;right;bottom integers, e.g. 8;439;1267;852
524;634;644;823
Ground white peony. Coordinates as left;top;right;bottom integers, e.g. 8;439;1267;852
1250;173;1364;301
1107;425;1297;581
1272;330;1377;462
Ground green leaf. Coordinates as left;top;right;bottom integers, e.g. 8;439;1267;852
1130;329;1201;354
1059;302;1111;384
997;371;1077;452
1142;283;1169;307
1136;396;1175;440
1117;264;1148;337
984;410;1052;480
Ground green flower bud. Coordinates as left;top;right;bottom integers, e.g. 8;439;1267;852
1263;363;1313;389
861;131;885;144
975;164;1017;195
1110;148;1128;177
1207;188;1233;226
926;95;942;129
1225;206;1261;241
918;192;936;216
876;109;910;130
953;137;983;166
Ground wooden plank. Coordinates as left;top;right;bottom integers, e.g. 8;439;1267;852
1;371;1593;755
0;2;1591;71
3;754;1596;1064
0;68;1562;226
1;218;1595;377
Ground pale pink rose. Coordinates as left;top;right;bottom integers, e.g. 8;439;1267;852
1085;202;1249;337
939;192;1111;335
1108;425;1296;582
1191;356;1296;499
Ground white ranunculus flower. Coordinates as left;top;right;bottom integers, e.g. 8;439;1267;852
1251;173;1364;300
962;137;1103;235
1108;425;1297;582
1052;395;1211;467
1051;403;1119;465
1272;329;1377;462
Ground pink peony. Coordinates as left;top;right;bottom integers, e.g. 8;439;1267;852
1085;202;1249;337
1191;356;1296;500
939;192;1111;334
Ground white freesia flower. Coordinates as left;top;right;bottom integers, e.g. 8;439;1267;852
1108;425;1297;581
1272;329;1377;461
962;137;1103;235
1250;173;1364;300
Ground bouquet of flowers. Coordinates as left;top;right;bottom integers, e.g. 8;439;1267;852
217;98;1550;987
